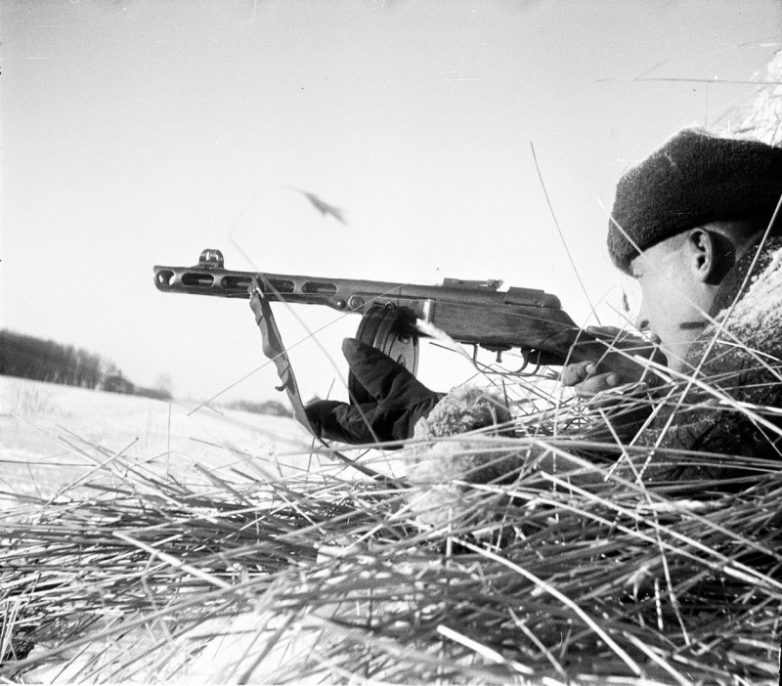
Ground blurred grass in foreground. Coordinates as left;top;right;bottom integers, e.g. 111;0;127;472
1;378;780;684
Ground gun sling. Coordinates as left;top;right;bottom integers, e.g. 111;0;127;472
248;278;394;483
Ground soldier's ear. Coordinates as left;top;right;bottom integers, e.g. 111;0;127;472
687;228;731;284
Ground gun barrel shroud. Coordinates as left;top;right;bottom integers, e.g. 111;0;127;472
154;250;657;372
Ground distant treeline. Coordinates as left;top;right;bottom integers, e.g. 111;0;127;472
0;329;171;400
224;398;292;418
1;329;105;388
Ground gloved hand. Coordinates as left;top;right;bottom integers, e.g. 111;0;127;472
305;338;443;445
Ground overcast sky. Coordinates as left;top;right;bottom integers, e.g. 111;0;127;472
3;0;781;407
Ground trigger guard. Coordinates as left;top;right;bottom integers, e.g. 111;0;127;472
349;304;419;405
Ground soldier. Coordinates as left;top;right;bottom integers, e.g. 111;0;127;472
306;128;782;478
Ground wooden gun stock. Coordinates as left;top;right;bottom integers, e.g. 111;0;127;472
154;249;661;382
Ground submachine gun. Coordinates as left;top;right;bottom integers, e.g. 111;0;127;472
153;249;657;448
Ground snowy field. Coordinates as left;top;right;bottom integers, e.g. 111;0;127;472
0;376;363;683
0;376;330;505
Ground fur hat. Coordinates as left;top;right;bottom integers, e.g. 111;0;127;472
607;128;782;272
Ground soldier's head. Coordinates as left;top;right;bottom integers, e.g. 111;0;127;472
607;129;782;371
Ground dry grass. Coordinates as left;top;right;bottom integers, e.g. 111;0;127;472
1;364;781;684
726;50;782;146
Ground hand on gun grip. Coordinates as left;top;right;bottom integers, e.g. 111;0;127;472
305;338;444;445
562;326;662;400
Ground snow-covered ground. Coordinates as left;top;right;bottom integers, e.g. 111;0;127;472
1;375;364;683
0;375;329;504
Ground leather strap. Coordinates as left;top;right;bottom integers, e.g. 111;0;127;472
248;278;389;482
